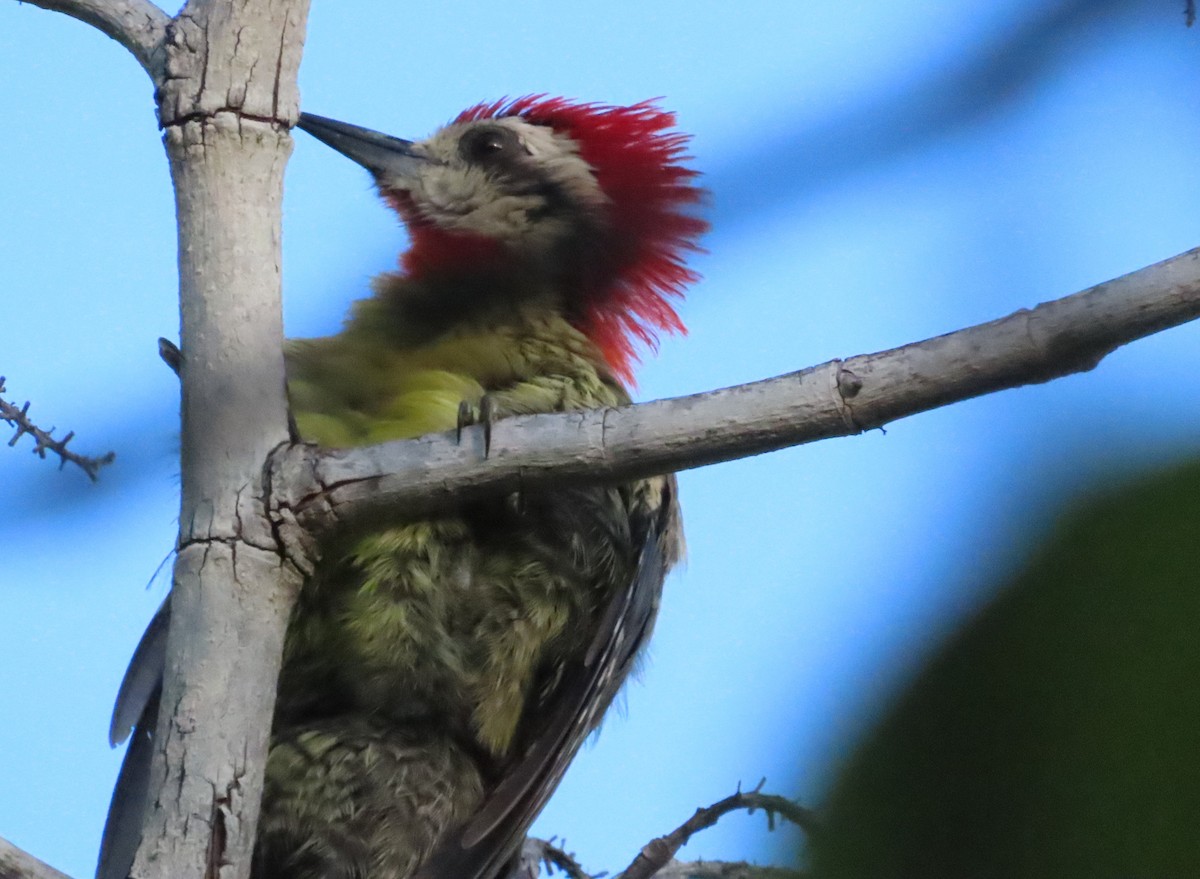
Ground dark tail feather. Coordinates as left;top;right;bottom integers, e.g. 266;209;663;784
96;692;159;879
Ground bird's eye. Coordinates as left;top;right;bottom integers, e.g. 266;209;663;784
460;126;522;164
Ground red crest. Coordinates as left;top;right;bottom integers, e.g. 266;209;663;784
454;97;708;384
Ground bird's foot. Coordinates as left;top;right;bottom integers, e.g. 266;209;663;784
455;400;473;444
456;394;498;457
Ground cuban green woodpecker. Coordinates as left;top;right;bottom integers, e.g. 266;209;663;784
98;96;707;879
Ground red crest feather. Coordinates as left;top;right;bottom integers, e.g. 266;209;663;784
454;96;708;384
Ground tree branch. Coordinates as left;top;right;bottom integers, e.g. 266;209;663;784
514;784;813;879
0;377;115;481
647;862;806;879
521;839;594;879
15;0;170;80
0;836;71;879
118;2;310;879
620;786;816;879
273;244;1200;539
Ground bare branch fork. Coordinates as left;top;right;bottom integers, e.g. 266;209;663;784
8;2;1200;879
620;784;817;879
17;0;169;76
518;783;814;879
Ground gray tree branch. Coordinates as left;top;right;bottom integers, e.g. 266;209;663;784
520;843;809;879
648;862;805;879
0;836;70;879
0;377;115;480
273;244;1200;542
514;783;815;879
620;788;816;879
15;0;169;80
131;0;311;874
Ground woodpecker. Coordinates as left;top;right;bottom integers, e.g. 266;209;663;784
98;97;706;879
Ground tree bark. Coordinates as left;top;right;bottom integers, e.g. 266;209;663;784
0;837;71;879
134;1;311;875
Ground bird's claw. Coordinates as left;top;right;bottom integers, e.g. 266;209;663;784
479;394;496;458
456;400;474;444
456;394;498;458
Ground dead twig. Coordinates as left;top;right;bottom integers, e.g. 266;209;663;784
619;782;816;879
0;377;114;481
523;838;596;879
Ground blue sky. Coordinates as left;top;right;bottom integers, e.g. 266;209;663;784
2;1;1199;876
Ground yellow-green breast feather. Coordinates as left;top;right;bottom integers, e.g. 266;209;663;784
286;312;628;447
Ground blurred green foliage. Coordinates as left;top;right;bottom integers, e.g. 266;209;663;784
812;456;1200;878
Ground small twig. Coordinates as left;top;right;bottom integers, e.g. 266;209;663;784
619;783;817;879
1187;0;1197;27
650;862;806;879
523;839;595;879
0;377;115;481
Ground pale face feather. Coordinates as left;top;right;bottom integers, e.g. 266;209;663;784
377;117;610;255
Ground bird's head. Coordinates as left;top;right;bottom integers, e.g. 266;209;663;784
297;97;707;383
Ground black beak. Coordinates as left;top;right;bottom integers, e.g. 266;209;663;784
297;113;427;180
